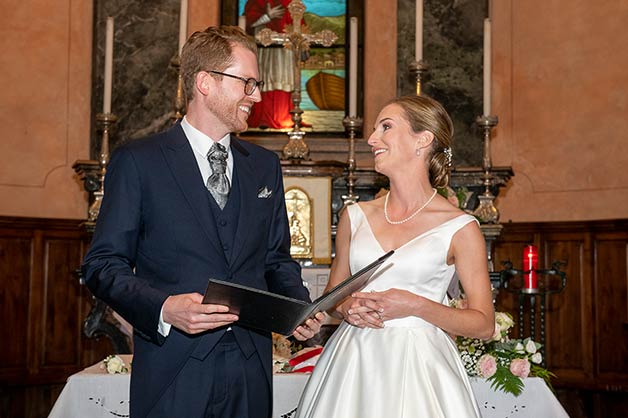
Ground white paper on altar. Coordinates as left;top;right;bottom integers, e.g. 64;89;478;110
49;357;569;418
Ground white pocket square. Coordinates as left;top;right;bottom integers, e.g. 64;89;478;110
257;186;272;198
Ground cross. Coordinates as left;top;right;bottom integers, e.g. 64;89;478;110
256;0;338;160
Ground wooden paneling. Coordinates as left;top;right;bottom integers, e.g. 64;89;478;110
0;235;31;372
495;220;628;393
594;236;628;380
0;216;111;417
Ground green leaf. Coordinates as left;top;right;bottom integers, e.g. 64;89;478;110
486;365;525;396
531;364;557;393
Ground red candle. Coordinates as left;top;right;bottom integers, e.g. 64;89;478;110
523;245;538;289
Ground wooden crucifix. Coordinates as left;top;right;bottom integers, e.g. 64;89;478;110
256;0;338;160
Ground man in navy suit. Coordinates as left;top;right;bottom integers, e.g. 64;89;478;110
82;26;322;418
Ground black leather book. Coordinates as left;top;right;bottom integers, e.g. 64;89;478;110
202;250;394;335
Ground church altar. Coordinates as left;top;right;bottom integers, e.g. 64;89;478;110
48;355;569;418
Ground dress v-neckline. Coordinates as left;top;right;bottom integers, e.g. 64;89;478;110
354;204;469;254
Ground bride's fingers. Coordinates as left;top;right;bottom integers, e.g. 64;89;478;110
348;301;384;315
359;311;384;328
346;313;365;328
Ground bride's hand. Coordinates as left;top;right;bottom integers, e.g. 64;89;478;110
352;289;422;321
336;297;384;328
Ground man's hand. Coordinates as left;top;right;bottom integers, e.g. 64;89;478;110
162;293;238;334
292;312;326;341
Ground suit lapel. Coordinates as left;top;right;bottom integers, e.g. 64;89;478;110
230;137;254;268
161;124;226;260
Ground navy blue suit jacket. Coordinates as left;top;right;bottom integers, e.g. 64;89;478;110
82;123;310;417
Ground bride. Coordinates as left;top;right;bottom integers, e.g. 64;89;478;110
296;95;495;418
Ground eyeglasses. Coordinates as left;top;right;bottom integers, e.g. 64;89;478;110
207;70;264;96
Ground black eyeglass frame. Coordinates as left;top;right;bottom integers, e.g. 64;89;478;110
207;70;264;96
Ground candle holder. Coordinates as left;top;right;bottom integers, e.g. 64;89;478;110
408;60;429;96
341;116;363;207
170;55;186;122
500;259;567;366
472;115;500;223
282;127;309;160
88;113;117;229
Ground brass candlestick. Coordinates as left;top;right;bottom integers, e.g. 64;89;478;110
171;55;186;122
88;113;118;225
341;116;363;207
408;60;429;96
473;115;499;223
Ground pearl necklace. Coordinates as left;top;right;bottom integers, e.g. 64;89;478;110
384;188;438;225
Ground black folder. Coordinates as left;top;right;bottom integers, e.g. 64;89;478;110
202;250;394;335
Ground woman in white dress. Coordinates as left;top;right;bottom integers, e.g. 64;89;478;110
296;95;495;418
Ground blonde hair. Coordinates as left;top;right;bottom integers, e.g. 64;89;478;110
387;95;454;188
180;26;258;102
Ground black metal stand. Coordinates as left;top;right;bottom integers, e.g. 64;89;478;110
500;261;567;367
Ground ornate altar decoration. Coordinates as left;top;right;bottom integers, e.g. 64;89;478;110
285;187;314;259
254;0;338;160
73;110;132;354
284;177;334;265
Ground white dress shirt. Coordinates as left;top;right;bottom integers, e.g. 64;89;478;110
158;117;234;337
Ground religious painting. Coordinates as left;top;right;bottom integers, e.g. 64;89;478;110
234;0;348;133
283;177;332;264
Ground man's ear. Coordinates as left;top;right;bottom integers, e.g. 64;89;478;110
195;71;211;97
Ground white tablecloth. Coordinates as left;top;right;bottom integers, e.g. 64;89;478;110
49;356;569;418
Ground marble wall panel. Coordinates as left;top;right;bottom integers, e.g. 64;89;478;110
397;0;486;167
91;0;181;156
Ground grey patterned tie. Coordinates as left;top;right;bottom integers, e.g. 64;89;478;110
206;142;230;209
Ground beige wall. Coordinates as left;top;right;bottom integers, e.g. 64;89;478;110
1;0;626;222
0;0;92;219
491;0;628;222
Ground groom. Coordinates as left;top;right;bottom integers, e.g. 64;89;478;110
82;26;321;418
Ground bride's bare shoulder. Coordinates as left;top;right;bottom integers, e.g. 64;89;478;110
358;196;385;214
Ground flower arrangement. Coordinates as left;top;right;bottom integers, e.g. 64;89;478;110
101;354;130;374
451;299;554;396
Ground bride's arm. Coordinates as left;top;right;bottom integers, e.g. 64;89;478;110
326;207;384;328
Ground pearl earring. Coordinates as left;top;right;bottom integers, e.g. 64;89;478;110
416;148;421;157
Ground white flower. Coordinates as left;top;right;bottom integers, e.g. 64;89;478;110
102;355;128;374
514;342;525;353
525;339;537;354
495;312;514;333
531;352;543;364
489;323;502;342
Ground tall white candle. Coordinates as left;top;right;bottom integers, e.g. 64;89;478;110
238;15;246;31
103;17;114;114
178;0;188;55
415;0;423;61
483;18;492;116
349;17;358;117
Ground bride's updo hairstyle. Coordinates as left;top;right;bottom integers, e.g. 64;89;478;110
388;95;454;189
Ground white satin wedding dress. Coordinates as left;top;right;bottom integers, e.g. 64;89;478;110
296;204;481;418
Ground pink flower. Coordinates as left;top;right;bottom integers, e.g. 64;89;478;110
510;358;531;378
478;354;497;378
